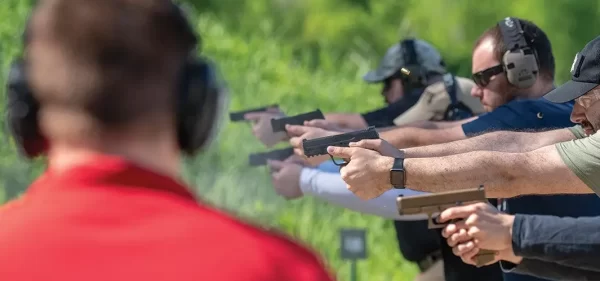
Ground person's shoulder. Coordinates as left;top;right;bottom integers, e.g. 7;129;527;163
0;196;27;219
190;204;334;279
493;98;571;119
504;97;573;111
422;79;447;96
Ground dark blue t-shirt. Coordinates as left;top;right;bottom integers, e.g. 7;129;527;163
361;89;423;127
462;98;600;281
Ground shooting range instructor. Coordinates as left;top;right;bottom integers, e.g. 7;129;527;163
0;1;335;280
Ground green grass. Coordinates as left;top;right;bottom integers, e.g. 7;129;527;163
0;2;417;280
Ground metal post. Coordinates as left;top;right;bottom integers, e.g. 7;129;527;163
340;228;366;281
350;260;357;281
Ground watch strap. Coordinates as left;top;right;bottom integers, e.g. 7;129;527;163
390;157;405;189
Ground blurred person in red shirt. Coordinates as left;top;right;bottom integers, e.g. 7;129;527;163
0;1;335;281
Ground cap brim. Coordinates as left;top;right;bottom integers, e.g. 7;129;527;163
544;80;598;103
363;70;386;83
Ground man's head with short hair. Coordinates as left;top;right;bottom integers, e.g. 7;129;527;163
27;0;197;141
470;18;555;112
544;35;600;135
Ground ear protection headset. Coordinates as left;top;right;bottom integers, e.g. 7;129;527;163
399;39;427;87
442;74;473;121
498;17;539;88
5;2;228;159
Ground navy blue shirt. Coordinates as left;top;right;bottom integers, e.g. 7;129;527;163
499;215;600;280
361;90;422;127
462;98;600;281
510;215;600;272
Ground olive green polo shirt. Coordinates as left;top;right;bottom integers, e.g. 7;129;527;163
556;125;600;194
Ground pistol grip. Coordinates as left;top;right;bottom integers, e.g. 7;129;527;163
474;250;498;267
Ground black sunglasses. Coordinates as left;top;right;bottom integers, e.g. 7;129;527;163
472;65;504;87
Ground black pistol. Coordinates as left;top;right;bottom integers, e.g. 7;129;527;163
248;147;295;167
302;126;379;166
270;110;324;132
229;104;279;122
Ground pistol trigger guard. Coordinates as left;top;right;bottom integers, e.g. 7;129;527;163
428;214;447;229
329;154;348;167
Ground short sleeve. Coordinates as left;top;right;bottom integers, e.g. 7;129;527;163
461;99;575;136
568;125;587;139
555;133;600;194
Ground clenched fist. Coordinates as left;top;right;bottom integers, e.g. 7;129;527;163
439;202;516;266
327;146;394;200
244;108;288;147
268;159;304;200
286;125;340;165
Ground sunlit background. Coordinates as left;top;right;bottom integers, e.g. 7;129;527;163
0;0;598;280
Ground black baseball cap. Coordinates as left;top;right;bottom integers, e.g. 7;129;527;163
544;36;600;103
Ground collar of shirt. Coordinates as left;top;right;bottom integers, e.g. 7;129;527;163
27;154;197;202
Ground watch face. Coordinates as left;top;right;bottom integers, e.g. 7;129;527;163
391;169;405;189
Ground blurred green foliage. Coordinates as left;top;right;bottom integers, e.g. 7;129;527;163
0;0;599;280
184;0;600;81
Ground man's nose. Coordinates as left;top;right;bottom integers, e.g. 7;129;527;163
570;104;586;123
471;86;483;98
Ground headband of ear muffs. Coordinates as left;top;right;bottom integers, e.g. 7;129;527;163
497;17;540;89
5;1;228;159
400;39;427;87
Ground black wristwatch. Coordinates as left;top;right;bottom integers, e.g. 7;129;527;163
390;157;406;189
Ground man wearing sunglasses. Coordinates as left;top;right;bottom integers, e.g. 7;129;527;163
283;17;600;281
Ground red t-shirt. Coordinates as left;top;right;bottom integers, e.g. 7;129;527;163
0;155;335;281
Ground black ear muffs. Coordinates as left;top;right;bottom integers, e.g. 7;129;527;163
6;58;47;158
5;2;228;159
400;39;427;87
177;57;228;155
